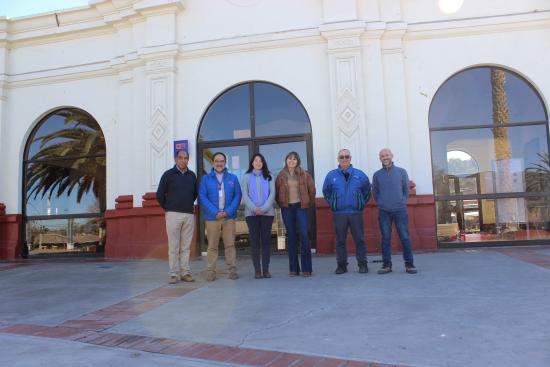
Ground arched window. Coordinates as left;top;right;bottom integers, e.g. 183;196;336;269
429;67;550;246
23;108;106;256
197;81;314;254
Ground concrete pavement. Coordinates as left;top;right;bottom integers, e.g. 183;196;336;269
1;247;550;367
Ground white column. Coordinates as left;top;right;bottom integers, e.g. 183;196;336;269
321;23;369;169
362;23;388;171
135;1;183;192
144;57;176;191
0;19;8;207
381;22;412;170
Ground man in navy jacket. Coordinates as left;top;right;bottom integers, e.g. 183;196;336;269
199;152;242;281
156;150;197;284
323;149;371;274
372;148;417;274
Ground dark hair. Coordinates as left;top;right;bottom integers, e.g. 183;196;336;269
212;152;227;162
284;151;301;170
174;150;189;159
246;153;272;181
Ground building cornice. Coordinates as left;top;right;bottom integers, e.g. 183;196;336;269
405;10;550;40
0;0;184;47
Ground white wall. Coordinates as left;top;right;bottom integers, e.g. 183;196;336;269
0;0;549;213
176;41;332;190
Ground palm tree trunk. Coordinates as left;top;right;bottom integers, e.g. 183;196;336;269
491;68;516;235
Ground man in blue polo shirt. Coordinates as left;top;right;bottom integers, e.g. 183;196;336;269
156;150;197;284
323;149;371;275
372;148;418;274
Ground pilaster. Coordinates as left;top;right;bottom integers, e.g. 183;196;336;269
321;22;368;168
381;21;412;169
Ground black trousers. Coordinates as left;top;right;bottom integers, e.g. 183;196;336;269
246;215;274;272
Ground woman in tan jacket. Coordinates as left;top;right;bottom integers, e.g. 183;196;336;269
275;151;316;276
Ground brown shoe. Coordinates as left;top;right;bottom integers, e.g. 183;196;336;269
168;275;178;284
255;272;262;279
263;271;271;278
180;274;195;282
206;271;216;282
302;272;312;277
289;272;299;276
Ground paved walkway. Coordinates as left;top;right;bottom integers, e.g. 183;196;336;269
1;247;550;367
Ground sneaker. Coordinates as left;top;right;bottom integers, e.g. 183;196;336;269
262;271;271;279
358;261;368;274
288;272;299;277
405;265;418;274
206;271;216;282
180;274;195;282
255;272;262;279
302;272;312;277
334;263;348;274
228;272;239;280
377;265;392;274
168;275;178;284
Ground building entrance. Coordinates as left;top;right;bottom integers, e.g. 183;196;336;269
197;82;315;255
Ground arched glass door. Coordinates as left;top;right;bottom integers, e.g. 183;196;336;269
197;82;314;254
23;108;106;256
429;67;550;246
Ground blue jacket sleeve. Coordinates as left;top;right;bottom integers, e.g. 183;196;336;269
322;173;332;205
199;176;219;218
225;176;242;217
402;168;410;200
362;174;372;203
371;172;378;202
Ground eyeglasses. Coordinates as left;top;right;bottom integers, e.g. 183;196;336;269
338;155;350;160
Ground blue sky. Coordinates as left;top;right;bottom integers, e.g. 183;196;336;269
0;0;89;18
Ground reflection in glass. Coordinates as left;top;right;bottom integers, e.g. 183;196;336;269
27;110;105;159
201;145;249;180
431;125;550;195
259;141;308;177
436;198;550;243
254;83;311;137
429;67;546;128
26;217;105;255
26;157;106;215
199;84;251;142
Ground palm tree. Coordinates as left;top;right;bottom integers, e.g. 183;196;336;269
526;152;550;231
26;110;106;211
491;68;516;235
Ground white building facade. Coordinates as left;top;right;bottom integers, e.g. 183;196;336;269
1;0;549;259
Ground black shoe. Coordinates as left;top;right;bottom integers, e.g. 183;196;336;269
405;265;418;274
377;265;392;274
335;263;348;274
358;261;368;274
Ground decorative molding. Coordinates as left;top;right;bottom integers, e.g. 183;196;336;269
145;60;175;189
324;32;367;166
327;36;361;51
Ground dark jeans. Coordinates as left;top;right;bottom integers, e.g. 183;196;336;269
333;213;367;265
281;203;312;273
246;215;274;273
378;209;414;267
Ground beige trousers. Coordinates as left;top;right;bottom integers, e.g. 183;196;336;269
165;212;194;276
205;219;237;273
